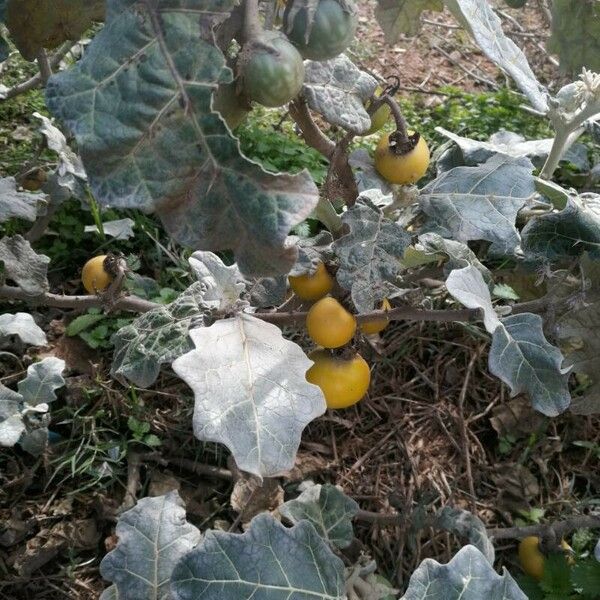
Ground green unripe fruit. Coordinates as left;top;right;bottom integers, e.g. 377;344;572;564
239;31;305;108
284;0;358;61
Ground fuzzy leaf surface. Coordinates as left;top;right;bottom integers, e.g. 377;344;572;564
302;55;378;134
401;545;527;599
111;283;211;388
490;314;570;417
46;0;318;276
334;199;411;312
0;313;47;346
100;491;200;600
444;0;548;113
0;235;49;295
280;483;359;549
522;195;600;260
18;357;66;407
0;177;42;223
172;314;326;478
419;154;534;257
171;513;345;600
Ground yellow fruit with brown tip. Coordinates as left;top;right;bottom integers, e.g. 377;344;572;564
81;255;113;294
360;298;392;335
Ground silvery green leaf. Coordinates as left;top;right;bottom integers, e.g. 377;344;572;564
0;177;43;223
419;154;535;257
171;513;345;600
522;195;600;260
302;55;378;134
33;113;86;185
111;283;211;388
417;233;491;282
280;483;358;549
0;414;26;447
18;357;65;407
290;231;334;277
0;312;47;346
444;0;548;113
349;149;393;195
20;427;50;455
246;276;287;308
548;0;600;75
99;585;119;600
100;491;200;600
490;314;570;417
375;0;443;41
492;284;519;301
0;235;50;295
436;127;588;171
0;384;26;447
401;545;526;600
446;266;499;333
172;314;326;478
556;291;600;415
46;0;318;277
85;219;135;241
42;171;87;209
189;251;244;310
434;507;494;564
535;178;570;210
334;199;411;313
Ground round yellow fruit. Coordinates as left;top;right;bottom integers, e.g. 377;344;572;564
374;131;430;185
289;262;334;301
82;255;113;294
360;298;392;335
518;536;545;580
306;350;371;409
306;297;356;348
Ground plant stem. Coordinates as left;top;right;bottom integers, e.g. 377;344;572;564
244;0;262;40
36;49;53;85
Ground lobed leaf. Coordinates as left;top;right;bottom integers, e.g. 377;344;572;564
100;491;200;600
172;314;326;478
0;235;50;295
334;198;411;313
18;357;66;407
401;545;526;599
280;483;359;549
489;313;570;417
111;282;212;388
0;177;43;224
46;0;318;277
419;154;535;257
444;0;548;113
0;313;47;346
302;55;378;135
434;507;495;564
171;513;345;600
522;195;600;260
446;266;499;333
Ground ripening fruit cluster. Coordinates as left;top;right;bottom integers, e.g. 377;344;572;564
518;536;574;581
289;262;393;410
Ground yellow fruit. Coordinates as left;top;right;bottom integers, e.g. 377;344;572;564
360;298;392;335
306;350;370;409
365;87;392;135
374;131;430;185
289;262;334;301
306;297;356;348
519;536;545;580
82;255;113;294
